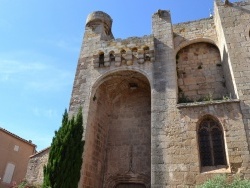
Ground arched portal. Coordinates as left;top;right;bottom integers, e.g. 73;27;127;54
82;70;151;188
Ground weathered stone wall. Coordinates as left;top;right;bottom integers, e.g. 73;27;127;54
80;70;151;187
81;85;112;188
173;18;218;52
65;1;250;187
213;1;238;100
176;42;227;102
25;148;50;186
151;10;177;187
214;1;250;165
104;75;151;187
177;100;249;185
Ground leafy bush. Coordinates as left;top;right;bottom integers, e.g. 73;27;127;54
197;175;250;188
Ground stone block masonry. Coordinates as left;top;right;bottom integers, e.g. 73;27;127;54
25;147;50;186
26;0;250;187
68;1;250;187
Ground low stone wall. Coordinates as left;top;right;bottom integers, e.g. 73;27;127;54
25;147;50;186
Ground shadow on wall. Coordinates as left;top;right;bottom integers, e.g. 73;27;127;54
239;94;250;153
222;46;238;99
152;38;177;186
153;38;174;93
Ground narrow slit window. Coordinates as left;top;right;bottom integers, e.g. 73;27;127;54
99;52;104;67
110;51;115;62
143;46;150;61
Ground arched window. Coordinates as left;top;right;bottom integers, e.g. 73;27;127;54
198;117;226;167
132;47;138;54
143;46;149;51
120;49;126;54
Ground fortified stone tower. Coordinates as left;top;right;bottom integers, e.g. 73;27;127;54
68;1;250;187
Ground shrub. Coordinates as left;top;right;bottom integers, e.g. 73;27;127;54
197;175;250;188
12;179;42;188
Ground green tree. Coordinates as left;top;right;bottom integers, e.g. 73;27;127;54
43;108;84;188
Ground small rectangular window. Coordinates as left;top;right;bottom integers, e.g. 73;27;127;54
14;145;19;152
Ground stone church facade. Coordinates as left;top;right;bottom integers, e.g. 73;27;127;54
26;0;250;187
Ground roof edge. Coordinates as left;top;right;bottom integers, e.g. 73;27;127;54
0;127;37;147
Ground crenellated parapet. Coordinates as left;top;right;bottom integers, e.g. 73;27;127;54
92;36;155;68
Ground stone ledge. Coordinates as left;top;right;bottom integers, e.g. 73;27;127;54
200;165;231;174
177;99;240;109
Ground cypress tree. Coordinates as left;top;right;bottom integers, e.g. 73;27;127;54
43;108;84;188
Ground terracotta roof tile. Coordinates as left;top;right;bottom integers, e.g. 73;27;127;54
0;127;37;147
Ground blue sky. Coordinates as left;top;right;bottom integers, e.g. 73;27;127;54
0;0;237;151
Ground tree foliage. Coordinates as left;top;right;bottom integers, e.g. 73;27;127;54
43;108;84;188
197;175;250;188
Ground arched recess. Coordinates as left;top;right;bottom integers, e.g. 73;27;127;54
82;70;151;188
176;42;228;103
174;38;218;55
197;115;228;172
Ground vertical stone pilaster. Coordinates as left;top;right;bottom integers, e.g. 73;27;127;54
151;10;178;187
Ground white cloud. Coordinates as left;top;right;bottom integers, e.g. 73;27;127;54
0;58;74;92
0;60;47;74
1;74;9;81
37;37;81;53
55;39;80;53
32;107;58;119
26;68;73;92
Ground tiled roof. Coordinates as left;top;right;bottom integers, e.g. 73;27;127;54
0;127;37;147
30;146;50;158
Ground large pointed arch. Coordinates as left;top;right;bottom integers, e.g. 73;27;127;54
81;70;151;187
